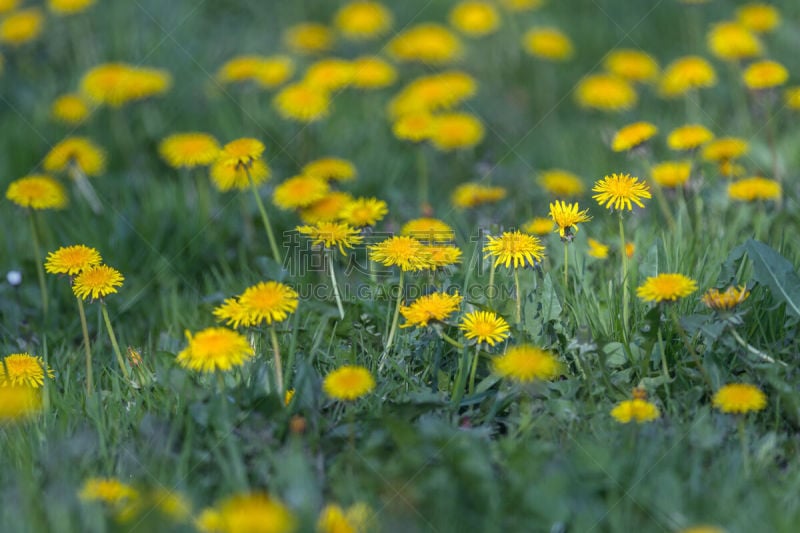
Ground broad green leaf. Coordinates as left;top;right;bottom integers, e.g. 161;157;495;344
744;239;800;319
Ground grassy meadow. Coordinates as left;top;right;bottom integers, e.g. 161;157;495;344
3;0;800;531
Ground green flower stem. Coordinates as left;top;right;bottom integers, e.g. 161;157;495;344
101;302;131;381
437;329;464;350
656;324;673;409
28;211;48;317
269;326;284;397
246;167;282;265
328;252;345;320
468;345;481;395
738;416;751;477
77;297;94;395
514;268;522;325
450;346;471;409
618;211;629;335
488;262;497;307
385;270;405;352
563;242;569;289
670;307;713;391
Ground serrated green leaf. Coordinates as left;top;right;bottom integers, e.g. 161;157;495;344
744;239;800;319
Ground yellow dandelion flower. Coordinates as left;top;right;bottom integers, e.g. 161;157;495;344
80;478;138;505
702;137;748;162
284;23;333;54
611;398;660;424
213;492;296;533
460;310;511;346
217;55;294;88
51;93;90;125
389;71;477;117
678;526;726;533
318;503;371;533
72;264;124;301
6;175;68;210
636;273;698;303
400;291;462;328
124;67;172;101
785;87;800;110
604;49;659;83
743;59;788;90
0;385;41;422
611;122;658;152
80;63;171;107
702;286;749;311
485;231;545;269
284;389;295;406
426;244;462;269
449;1;500;37
213;297;253;329
338;197;388;227
48;0;96;16
451;183;507;208
0;0;19;14
369;235;432;271
549;201;590;239
159;133;220;169
210;159;270;191
587;238;609;259
273;83;330;123
713;383;766;414
494;345;561;382
323;365;375;401
625;241;635;258
728;176;781;202
575;74;637;111
500;0;544;11
592;173;651;211
429;112;484;151
522;27;573;61
667;124;714;151
334;1;392;40
304;58;354;91
43;137;106;176
651;160;692;188
719;160;746;179
523;217;554;236
273;176;330;210
302;157;356;182
300;191;353;224
238;281;299;326
538;169;585;197
400;217;455;241
393;112;435;142
176;328;255;373
659;56;717;97
216;55;268;84
0;353;53;388
737;3;780;33
707;21;762;62
298;221;362;255
351;56;397;89
388;23;463;65
0;8;43;46
45;244;102;276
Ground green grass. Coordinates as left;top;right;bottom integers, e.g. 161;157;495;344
3;0;800;532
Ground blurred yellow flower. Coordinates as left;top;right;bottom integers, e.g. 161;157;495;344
323;366;375;401
211;160;269;191
6;175;68;210
667;124;714;151
494;345;561;382
0;0;19;14
159;133;220;169
81;63;172;107
429;112;484;151
522;27;574;61
785;87;800;109
0;8;43;45
210;492;296;533
650;160;692;188
500;0;544;11
48;0;96;16
611;398;660;424
302;157;356;182
636;273;697;303
177;328;254;372
273;176;329;209
51;93;91;125
351;56;397;89
0;385;41;422
300;191;353;224
523;217;554;236
79;478;138;506
707;21;762;61
728;176;781;202
575;74;637;111
388;24;463;64
334;1;392;40
44;137;106;176
449;1;500;37
713;383;766;414
611;121;658;152
304;58;354;91
702;137;748;162
217;55;294;88
737;3;780;33
659;56;717;98
317;503;371;533
426;244;462;269
393;112;435;142
401;217;455;241
284;23;333;54
587;238;609;259
338;197;388;227
389;71;477;117
604;49;659;83
451;183;506;208
743;59;788;90
273;83;330;122
538;169;585;197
